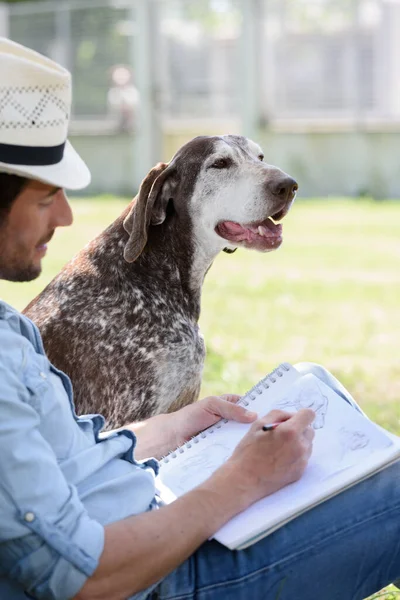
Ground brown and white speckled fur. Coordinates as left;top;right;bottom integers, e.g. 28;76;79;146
24;135;297;429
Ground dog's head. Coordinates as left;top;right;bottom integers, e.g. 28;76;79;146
123;135;297;262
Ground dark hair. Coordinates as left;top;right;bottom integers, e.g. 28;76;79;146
0;173;29;219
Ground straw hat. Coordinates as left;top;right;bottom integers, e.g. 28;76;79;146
0;37;90;190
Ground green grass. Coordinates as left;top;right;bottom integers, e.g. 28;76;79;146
200;198;400;434
1;196;400;432
1;196;400;599
369;592;400;599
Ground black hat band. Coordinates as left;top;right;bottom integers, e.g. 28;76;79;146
0;141;65;166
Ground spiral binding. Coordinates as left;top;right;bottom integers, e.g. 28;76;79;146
161;362;291;464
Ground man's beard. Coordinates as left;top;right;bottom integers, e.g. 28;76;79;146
0;230;54;282
0;262;41;282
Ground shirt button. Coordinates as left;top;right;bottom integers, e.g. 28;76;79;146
39;372;47;379
24;512;35;523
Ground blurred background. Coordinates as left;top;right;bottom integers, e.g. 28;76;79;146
1;5;400;595
2;0;400;424
2;0;400;197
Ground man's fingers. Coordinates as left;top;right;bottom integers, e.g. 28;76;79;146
289;408;316;431
210;397;257;422
303;424;315;442
204;398;315;430
262;409;293;425
220;394;242;404
226;402;258;423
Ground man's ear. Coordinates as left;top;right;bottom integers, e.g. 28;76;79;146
123;162;176;262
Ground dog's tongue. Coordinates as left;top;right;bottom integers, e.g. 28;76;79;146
216;217;283;251
222;218;282;239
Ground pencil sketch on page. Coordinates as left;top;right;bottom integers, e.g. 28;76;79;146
273;378;329;429
337;426;369;460
171;444;231;494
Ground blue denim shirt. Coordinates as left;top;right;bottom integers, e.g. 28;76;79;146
0;300;158;600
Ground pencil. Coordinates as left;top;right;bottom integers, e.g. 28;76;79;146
262;422;280;431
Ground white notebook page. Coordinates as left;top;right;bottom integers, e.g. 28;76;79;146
159;363;301;494
158;369;400;549
214;374;399;548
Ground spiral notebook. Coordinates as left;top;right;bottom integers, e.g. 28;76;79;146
157;363;400;550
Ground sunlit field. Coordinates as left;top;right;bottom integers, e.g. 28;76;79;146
1;196;400;599
2;196;399;431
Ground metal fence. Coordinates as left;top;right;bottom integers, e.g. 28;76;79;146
3;0;399;125
1;0;400;195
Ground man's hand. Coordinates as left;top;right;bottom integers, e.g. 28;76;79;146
77;407;315;600
207;408;316;512
130;394;257;461
169;394;258;447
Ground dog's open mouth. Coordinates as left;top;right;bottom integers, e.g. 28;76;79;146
215;215;284;252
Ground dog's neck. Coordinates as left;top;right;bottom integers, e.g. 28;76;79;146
86;213;224;323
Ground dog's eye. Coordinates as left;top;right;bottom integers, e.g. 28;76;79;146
210;158;232;169
258;154;264;161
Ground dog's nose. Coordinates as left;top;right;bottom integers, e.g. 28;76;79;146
268;176;298;200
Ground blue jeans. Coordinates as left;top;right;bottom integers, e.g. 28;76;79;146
138;363;400;600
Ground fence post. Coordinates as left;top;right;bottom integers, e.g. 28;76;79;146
0;2;9;38
240;0;263;140
52;0;71;71
130;0;162;190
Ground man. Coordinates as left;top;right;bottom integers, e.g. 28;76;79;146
0;38;399;600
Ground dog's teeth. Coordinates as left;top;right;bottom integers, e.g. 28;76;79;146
258;225;265;237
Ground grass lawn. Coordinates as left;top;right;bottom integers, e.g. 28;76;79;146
1;196;400;599
2;196;399;430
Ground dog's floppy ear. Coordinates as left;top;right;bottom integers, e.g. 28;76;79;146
123;161;176;262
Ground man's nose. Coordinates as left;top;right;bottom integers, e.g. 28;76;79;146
52;190;73;227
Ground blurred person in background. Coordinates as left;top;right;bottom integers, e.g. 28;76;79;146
107;64;140;133
1;37;400;600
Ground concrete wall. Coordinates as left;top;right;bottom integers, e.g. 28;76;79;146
70;124;400;199
70;134;136;197
258;128;400;199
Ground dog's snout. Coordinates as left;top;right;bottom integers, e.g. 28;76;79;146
267;175;298;200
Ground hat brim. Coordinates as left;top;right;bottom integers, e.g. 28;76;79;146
0;140;91;190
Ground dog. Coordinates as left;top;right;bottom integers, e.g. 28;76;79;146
24;135;298;429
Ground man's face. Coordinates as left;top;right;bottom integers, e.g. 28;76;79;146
0;180;73;282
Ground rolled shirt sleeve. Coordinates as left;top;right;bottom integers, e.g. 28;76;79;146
0;329;104;600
